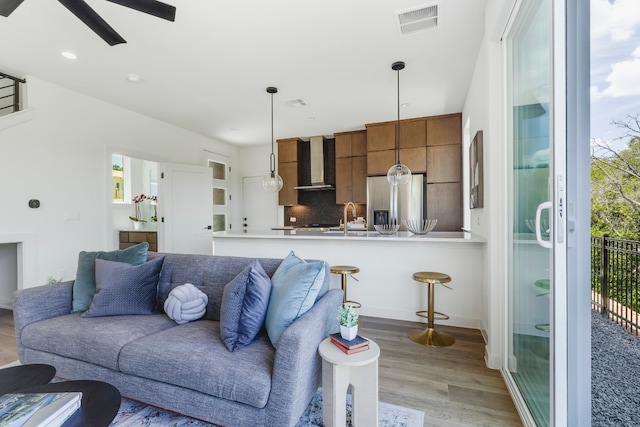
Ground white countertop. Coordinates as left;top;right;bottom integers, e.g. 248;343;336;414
213;229;485;243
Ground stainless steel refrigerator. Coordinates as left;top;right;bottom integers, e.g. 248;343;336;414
366;174;426;231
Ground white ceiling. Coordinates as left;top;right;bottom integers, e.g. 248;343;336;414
0;0;486;146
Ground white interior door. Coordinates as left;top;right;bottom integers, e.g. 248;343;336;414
160;163;212;255
242;176;278;231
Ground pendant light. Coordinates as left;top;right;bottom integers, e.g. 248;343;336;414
387;61;412;186
262;86;283;192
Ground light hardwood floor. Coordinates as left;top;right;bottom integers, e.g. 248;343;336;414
0;309;521;426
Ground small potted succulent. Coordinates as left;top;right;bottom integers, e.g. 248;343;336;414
337;303;359;341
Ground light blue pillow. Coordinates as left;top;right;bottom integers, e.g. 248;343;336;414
72;242;149;313
265;251;325;347
82;256;164;318
220;260;272;352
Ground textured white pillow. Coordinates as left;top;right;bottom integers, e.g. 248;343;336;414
164;283;208;324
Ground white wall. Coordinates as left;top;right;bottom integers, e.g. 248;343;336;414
0;77;236;288
462;0;515;369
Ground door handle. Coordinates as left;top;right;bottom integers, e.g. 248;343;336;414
535;202;552;249
204;225;212;230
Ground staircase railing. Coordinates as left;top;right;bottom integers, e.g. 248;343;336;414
0;72;26;117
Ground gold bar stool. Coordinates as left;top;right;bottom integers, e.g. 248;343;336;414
409;271;455;347
329;265;361;308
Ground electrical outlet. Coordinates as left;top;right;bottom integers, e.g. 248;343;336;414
476;217;480;225
290;217;297;223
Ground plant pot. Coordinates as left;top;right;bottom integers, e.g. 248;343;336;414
340;325;358;341
132;221;142;230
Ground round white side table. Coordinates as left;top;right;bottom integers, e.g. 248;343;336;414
318;337;380;427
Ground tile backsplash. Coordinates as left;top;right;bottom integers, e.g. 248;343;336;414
284;191;366;227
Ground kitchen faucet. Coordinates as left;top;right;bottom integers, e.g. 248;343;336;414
343;202;356;235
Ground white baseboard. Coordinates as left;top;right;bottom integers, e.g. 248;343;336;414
358;306;480;330
0;298;13;310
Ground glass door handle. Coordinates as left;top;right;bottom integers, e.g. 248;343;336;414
535;201;552;249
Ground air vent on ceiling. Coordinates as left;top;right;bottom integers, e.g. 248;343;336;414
395;4;438;36
286;99;308;108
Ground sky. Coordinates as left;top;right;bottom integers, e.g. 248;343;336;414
590;0;640;149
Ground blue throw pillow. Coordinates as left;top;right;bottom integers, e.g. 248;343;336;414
72;242;149;313
264;251;325;348
220;260;272;352
82;256;164;318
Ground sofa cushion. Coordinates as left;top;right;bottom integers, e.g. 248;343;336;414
20;313;176;371
220;260;272;352
264;251;325;347
156;255;283;321
72;242;149;313
82;256;164;318
119;320;275;409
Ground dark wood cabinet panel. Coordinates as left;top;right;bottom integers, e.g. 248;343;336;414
400;147;427;174
367;149;396;176
336;156;367;204
351;156;367;203
399;119;427;148
335;134;352;158
278;162;298;206
351;131;367;156
277;138;301;163
426;115;462;146
427;144;462;183
427;182;462;231
335;157;352;203
119;231;157;252
366;123;396;152
335;131;366;159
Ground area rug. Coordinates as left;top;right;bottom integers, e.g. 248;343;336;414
109;388;424;427
1;362;424;427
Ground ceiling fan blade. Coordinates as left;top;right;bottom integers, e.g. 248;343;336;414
58;0;126;46
106;0;176;21
0;0;24;17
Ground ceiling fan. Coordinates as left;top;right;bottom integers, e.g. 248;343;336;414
0;0;176;46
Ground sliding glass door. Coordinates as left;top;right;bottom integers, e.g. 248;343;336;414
506;1;552;425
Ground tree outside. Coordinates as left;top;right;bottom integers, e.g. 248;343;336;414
591;114;640;240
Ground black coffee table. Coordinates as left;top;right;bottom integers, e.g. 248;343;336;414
0;363;56;395
20;380;121;427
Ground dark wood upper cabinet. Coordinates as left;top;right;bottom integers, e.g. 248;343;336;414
426;115;462;146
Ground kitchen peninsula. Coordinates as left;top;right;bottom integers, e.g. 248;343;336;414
213;230;486;329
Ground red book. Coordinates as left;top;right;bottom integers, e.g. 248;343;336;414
330;333;369;350
331;341;370;355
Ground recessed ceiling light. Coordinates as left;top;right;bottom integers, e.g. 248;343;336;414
401;103;410;108
306;117;316;121
126;74;141;83
61;51;77;60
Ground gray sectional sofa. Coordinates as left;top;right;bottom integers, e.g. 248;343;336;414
12;252;342;427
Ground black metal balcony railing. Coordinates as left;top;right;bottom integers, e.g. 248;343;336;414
0;72;26;117
591;234;640;335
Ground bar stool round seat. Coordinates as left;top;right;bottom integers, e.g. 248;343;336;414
330;265;361;308
409;271;455;347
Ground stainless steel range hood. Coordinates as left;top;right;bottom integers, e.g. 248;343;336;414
294;136;335;190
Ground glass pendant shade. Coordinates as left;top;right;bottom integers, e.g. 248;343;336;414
387;162;412;186
263;171;283;192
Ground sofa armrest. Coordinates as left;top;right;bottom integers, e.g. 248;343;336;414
13;281;74;360
266;288;343;427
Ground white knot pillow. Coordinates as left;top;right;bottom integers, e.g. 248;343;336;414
164;283;208;324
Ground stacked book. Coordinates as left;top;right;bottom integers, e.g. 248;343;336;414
330;333;369;355
0;392;82;427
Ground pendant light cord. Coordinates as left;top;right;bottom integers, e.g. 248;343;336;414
270;91;275;176
396;65;401;165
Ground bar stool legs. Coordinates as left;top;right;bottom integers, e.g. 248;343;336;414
409;271;455;347
330;265;361;308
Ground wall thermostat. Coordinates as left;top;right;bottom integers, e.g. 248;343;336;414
28;199;40;208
